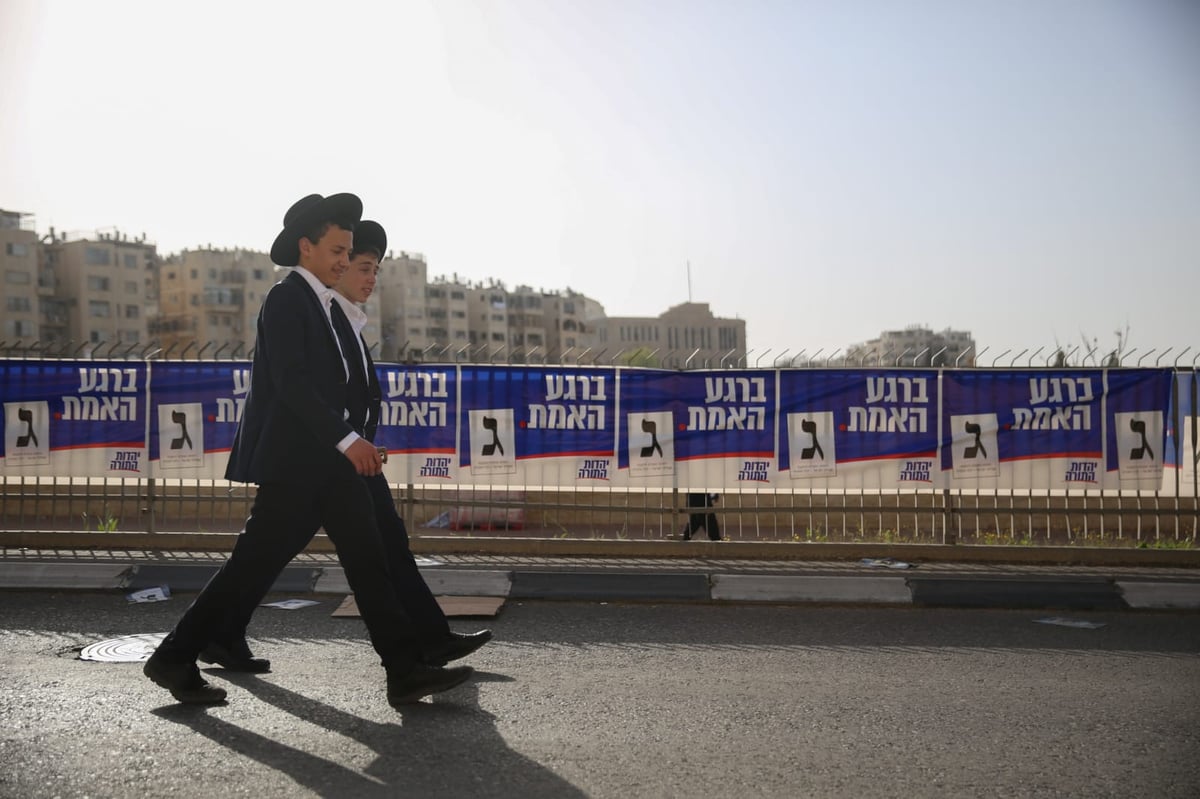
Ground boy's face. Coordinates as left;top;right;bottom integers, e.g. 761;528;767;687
337;252;380;304
298;225;352;287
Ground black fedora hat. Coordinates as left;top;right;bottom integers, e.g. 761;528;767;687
269;193;363;267
352;220;387;260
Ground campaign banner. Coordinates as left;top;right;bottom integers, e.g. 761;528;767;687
671;370;776;489
1165;372;1199;496
779;370;939;489
1;360;148;477
374;365;459;484
1105;369;1172;490
148;362;247;478
458;365;617;486
617;369;680;487
941;370;1104;489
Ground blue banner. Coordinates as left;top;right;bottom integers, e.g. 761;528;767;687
0;359;1182;492
2;360;148;476
1105;369;1173;487
777;370;937;485
149;362;245;476
459;366;616;476
374;365;457;455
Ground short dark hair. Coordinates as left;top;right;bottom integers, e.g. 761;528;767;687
350;242;384;261
300;218;355;248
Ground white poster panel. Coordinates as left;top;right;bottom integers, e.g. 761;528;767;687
626;410;674;479
949;413;1000;480
4;400;51;468
787;411;837;479
1114;410;1164;486
156;403;204;470
466;408;517;477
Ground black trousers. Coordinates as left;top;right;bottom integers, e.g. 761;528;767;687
682;493;721;541
158;466;419;671
364;474;450;643
205;474;450;652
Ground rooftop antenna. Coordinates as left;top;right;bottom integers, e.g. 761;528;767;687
687;260;692;302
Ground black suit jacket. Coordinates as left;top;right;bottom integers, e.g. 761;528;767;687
226;270;361;487
363;344;382;444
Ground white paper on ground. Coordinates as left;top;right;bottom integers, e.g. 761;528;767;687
861;558;913;570
1034;617;1106;629
127;586;171;603
261;599;320;610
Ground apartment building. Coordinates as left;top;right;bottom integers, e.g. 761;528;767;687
506;284;549;360
466;282;510;359
0;209;40;344
423;277;471;358
40;230;158;353
152;247;281;353
544;289;597;361
375;251;432;362
845;325;976;367
595;301;746;369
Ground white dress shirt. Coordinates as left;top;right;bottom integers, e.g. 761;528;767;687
291;266;361;454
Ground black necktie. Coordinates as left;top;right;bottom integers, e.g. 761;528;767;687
329;299;365;382
329;298;369;432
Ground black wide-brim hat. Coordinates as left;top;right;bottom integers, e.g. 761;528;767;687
353;220;387;260
269;193;363;267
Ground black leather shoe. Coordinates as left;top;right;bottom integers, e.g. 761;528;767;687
387;664;474;706
422;630;493;667
144;651;227;704
199;641;271;673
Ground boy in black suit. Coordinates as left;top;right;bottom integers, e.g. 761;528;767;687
144;194;473;707
201;220;491;674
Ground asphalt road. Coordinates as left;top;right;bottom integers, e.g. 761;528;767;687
1;591;1198;798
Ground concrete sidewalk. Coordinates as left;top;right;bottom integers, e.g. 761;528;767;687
2;542;1199;611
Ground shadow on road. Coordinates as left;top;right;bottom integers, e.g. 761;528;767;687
151;671;583;798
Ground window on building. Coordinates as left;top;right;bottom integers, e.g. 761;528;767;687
87;275;110;291
89;330;103;344
190;269;198;279
451;290;465;300
6;270;31;285
253;269;265;280
85;247;111;265
6;296;31;312
124;254;137;269
121;329;140;343
491;332;505;342
125;305;139;319
125;281;138;294
88;300;111;318
5;242;29;257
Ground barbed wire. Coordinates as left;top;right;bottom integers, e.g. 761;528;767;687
0;339;1196;369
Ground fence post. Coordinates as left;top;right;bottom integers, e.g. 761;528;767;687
144;477;157;534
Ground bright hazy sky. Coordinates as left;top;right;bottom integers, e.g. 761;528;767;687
2;0;1198;363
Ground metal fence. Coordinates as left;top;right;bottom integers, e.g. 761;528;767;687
1;343;1197;550
3;339;1197;369
0;476;1197;549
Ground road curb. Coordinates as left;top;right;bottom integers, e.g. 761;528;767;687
4;559;1200;610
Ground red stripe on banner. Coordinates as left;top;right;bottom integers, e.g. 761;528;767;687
384;447;456;455
1000;451;1103;463
837;451;937;465
51;441;145;452
518;450;614;461
676;451;775;463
